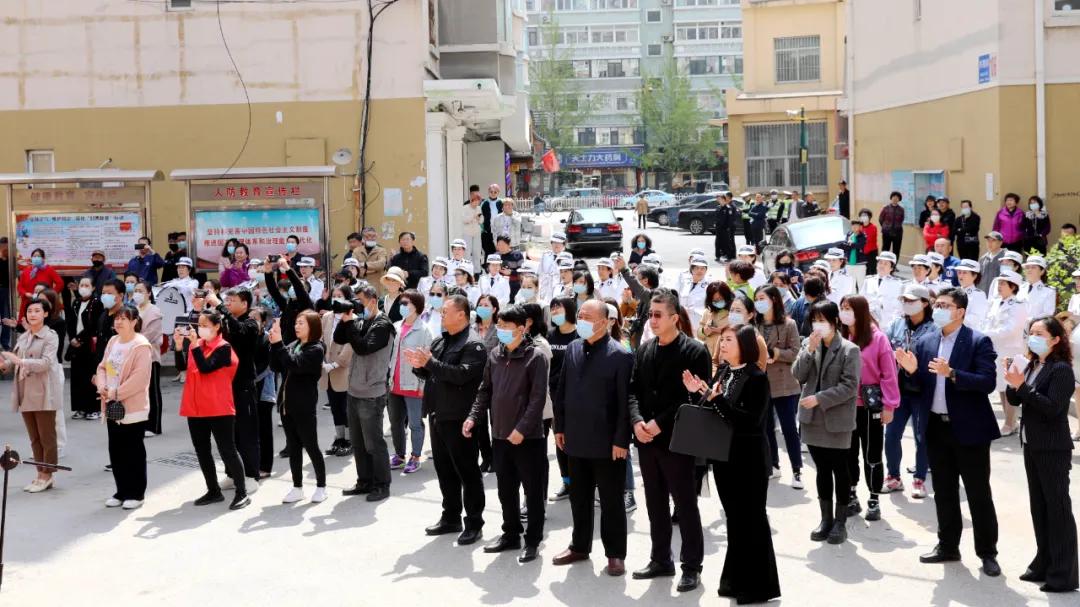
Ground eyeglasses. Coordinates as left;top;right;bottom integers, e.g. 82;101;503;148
648;311;671;319
429;292;444;297
932;302;957;310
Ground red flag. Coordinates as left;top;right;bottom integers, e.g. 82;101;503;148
541;148;560;173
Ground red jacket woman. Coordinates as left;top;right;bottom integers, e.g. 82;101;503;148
17;248;64;318
922;219;949;252
179;333;237;417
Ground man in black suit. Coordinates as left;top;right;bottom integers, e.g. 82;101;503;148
713;193;737;262
896;287;1002;576
479;183;504;260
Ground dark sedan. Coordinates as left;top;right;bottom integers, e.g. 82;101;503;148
761;215;852;273
647;194;714;226
562;207;625;255
676;200;746;235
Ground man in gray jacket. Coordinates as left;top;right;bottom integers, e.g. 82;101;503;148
334;284;396;502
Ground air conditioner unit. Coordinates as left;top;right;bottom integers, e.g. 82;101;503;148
660;0;672;5
661;34;673;42
541;15;550;23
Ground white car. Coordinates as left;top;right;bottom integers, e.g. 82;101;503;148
619;189;676;209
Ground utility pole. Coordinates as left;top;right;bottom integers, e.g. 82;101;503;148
787;106;808;199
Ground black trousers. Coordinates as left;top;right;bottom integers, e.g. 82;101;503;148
714;232;735;259
146;362;163;435
69;350;99;415
926;414;998;557
476;415;493;466
865;251;878;276
638;443;704;572
1023;448;1079;589
108;420;147;501
848;406;884;497
481;232;496;261
567;455;627;558
282;403;326;488
493;438;547;547
430;416;485;530
232;385;260;480
881;230;903;256
749;224;764;248
327;388;349;428
637;214;647;229
257;399;276;474
957;241;980;262
187;415;246;495
808;445;851;508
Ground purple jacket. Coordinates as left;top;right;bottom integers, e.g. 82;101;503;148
857;327;901;410
992;206;1025;245
219;261;250;288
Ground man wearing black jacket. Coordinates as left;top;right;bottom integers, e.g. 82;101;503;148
617;257;658;348
480;183;504;259
629;290;712;592
465;305;550;563
209;287;262;486
263;257;314;344
713;193;738;262
408;294;488;545
552;299;635;577
388;231;428;290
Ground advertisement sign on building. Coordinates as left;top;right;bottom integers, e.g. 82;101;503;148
14;212;142;272
193;208;323;270
559;146;644;169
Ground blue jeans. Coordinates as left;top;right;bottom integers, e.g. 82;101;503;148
885;396;928;480
388;393;425;458
766;394;802;471
625;449;635;491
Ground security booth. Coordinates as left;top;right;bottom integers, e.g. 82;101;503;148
0;170;163;318
169;166;335;279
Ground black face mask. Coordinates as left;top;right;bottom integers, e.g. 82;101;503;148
92;259;104;268
168;243;179;252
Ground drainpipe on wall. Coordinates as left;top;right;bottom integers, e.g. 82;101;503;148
845;0;855;198
1034;0;1047;198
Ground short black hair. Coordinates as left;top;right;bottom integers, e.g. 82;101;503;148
400;288;425;313
398;231;416;241
889;191;902;201
636;266;659;289
25;297;52;317
803;276;825;299
355;285;378;302
937;287;968;310
550;296;577;322
810;299;840;328
1062;223;1077;232
727;324;761;366
445;293;471;316
469;184;480;193
139;236;152;245
496;235;511;245
102;278;126;294
114;304;143;332
1004;193;1020;204
347;232;363;241
650;289;681;315
224;288;253;308
287;234;300;244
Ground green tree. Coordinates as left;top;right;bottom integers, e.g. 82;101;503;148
528;11;602;192
636;60;720;181
1040;235;1080;313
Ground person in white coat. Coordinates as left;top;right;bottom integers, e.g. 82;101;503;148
595;258;625;301
986;250;1024;296
862;251;904;325
538;233;568;302
737;244;768;291
1019;255;1057;319
462;190;484;272
980;269;1027;436
417;257;449;295
447;239;472;279
679;255;711;329
955;259;988;330
478;254;511;306
824;247;854;304
552;258;576;300
673;247;707;293
924;252;952;295
154;256;201;312
296;257;324;302
452;263;481;308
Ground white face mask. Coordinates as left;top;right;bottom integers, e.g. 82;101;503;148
839;310;856;326
78;286;93;298
902;301;923;316
812;322;833;337
132;292;146;306
197;327;215;341
1030;203;1040;212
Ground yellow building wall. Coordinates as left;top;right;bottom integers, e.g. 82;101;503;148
0;98;429;263
727;109;841;202
1045;83;1080;229
739;0;845;95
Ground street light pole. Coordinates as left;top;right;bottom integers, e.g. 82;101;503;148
799;106;808;199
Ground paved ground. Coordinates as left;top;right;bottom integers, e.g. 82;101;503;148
2;367;1078;605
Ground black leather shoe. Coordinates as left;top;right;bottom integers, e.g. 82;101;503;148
632;561;677;579
920;546;962;564
194;491;224;506
1018;569;1045;583
980;557;1001;577
229;493;250;510
483;534;521;553
677;571;701;592
518;545;539;563
342;483;372;497
457;528;482;546
366;486;389;502
1039;583;1074;593
425;521;463;536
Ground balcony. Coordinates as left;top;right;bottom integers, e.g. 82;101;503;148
673;40;742;56
528;44;641;60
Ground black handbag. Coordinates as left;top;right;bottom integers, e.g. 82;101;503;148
669;403;734;462
105;400;126;422
860;384;884;414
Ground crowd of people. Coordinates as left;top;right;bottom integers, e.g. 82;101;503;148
4;182;1079;600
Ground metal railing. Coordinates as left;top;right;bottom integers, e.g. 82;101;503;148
513;192;716;215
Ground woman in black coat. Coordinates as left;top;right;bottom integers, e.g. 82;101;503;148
1004;316;1079;593
953;200;982;261
270;309;327;504
65;277;104;419
684;324;780;604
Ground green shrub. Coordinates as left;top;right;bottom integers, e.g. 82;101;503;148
1043;235;1080;313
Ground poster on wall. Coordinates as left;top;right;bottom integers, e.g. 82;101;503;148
891;170;946;226
14;212;142;272
193;208;323;271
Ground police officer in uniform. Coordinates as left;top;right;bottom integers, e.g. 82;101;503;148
713;193;738;262
824;247;855;303
447;239;471;278
955;259;988;330
863;251;904;325
539;233;568;303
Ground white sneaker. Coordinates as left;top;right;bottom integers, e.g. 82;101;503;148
105;497;122;508
792;471;804;490
282;487;304;504
311;487;328;503
220;477;236;490
144;430;156;438
122;499;143;510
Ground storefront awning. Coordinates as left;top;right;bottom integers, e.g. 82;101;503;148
169;166;337;181
0;170;164;185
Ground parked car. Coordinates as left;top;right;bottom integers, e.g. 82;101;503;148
618;189;676;209
561;207;625;255
647;192;723;226
676;198;746;235
761;215;852;273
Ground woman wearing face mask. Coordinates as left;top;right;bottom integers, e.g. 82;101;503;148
628;234;653;269
514;273;540;306
1003;316;1079;593
473;294;501;353
839;295;900;523
219;243;251;289
772;250;804;293
387;290;435;475
954;200;982;261
768;272;798;313
178;310;250;510
67;278;105;419
218;238;240;276
18;248;64;320
263;257;314;345
922;209;950;252
699;281;734;359
546;297;577;500
982;269;1028;436
270;311;328;504
572;271;595;305
792;300;861;544
132;281;164;436
423;282;449;337
882;285;936;498
318;286;354;458
993;193;1026;251
755;286;804;488
717;293;768;371
1022;195;1052;254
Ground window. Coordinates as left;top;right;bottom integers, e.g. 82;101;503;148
678;56;718;75
675;22;720;41
590;25;639;44
166;0;193;10
647;9;661;22
428;0;437;46
676;0;740;5
647;44;662;56
719;55;742;74
556;0;587;9
565;96;579;111
590;0;637;8
594;58;638;77
596;127;635;145
744;122;828;189
1055;0;1076;11
615;96;630;110
27;150;54;174
577;128;597;145
720;21;741;39
572;60;591;77
774;35;820;83
525;0;538;10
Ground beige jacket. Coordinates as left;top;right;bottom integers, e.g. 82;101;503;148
9;327;64;413
351;244;390;285
138;303;164;364
319;311;354;392
635;198;649;215
94;334;154;424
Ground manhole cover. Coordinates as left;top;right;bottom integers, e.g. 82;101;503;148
151;451;203;470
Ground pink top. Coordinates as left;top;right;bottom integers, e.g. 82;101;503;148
857;326;901;410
